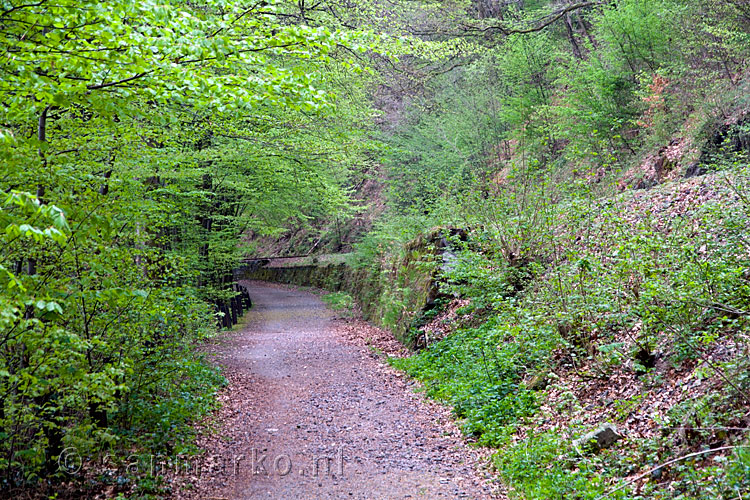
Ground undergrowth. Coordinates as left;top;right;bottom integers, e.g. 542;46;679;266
322;291;357;318
383;162;750;498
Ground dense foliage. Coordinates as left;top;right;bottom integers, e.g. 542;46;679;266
353;0;750;498
0;0;381;490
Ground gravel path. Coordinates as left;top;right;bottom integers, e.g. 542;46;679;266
185;281;500;500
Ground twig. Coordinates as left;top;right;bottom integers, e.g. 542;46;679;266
647;310;750;406
596;445;750;499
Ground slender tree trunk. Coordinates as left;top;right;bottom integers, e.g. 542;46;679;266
197;173;213;288
576;12;597;48
565;13;583;59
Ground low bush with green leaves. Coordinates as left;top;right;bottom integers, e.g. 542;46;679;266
391;306;560;447
322;291;357;318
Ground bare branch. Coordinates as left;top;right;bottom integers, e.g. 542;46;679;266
411;1;600;38
596;445;750;499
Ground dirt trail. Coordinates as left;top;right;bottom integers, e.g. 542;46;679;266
188;281;499;500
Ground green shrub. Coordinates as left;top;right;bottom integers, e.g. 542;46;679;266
391;307;561;446
322;291;356;318
496;432;630;500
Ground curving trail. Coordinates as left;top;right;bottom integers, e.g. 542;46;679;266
187;281;499;500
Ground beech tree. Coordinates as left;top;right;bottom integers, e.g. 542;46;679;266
0;0;380;483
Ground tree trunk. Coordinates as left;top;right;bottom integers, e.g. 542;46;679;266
565;13;583;59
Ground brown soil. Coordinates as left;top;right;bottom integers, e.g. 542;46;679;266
179;281;502;500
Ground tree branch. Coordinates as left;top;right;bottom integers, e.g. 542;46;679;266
596;445;750;499
86;72;151;90
413;1;601;38
0;1;47;19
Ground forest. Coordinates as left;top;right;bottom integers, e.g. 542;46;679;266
2;0;750;498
